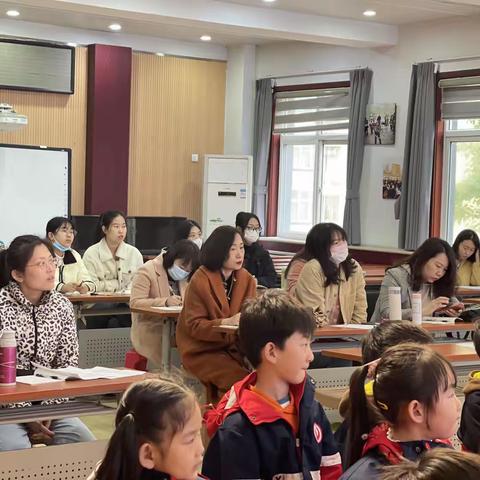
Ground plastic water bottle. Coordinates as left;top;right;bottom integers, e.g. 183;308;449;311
388;286;402;321
0;330;16;386
411;292;422;325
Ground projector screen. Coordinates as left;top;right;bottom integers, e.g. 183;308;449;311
0;145;70;246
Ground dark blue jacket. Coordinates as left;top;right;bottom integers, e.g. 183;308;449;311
340;424;451;480
202;372;342;480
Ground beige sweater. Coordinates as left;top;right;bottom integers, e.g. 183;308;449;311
294;259;367;326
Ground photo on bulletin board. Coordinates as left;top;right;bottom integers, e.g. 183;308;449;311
383;163;402;200
365;103;397;145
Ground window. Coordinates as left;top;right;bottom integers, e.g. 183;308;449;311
278;134;348;239
442;119;480;242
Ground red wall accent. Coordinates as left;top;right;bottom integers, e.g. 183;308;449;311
85;44;132;214
266;134;280;236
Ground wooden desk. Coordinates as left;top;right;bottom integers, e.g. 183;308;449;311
321;343;478;363
68;293;130;304
129;306;182;370
456;286;480;297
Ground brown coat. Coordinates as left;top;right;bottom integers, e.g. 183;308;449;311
130;254;187;366
176;266;256;390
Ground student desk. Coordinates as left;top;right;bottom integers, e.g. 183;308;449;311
68;293;131;326
129;306;182;371
456;286;480;297
320;342;479;363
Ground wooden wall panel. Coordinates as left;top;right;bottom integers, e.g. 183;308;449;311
0;47;87;215
128;53;226;221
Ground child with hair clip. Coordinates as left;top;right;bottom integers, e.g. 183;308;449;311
340;343;461;480
458;319;480;452
380;448;480;480
88;378;206;480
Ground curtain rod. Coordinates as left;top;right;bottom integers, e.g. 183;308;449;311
261;65;366;81
420;54;480;64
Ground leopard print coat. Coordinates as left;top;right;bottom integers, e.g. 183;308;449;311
0;281;78;407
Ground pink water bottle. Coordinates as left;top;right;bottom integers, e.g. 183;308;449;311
0;330;16;386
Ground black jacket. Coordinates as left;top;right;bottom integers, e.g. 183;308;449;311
202;372;342;480
243;242;277;288
458;371;480;453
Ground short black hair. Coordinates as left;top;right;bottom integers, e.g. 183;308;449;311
46;217;76;236
174;219;202;243
201;225;242;272
239;289;316;368
235;211;261;231
163;239;200;278
361;320;433;364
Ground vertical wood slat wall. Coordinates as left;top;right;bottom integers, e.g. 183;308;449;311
128;53;226;221
0;47;88;215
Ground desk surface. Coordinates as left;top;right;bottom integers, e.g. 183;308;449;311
68;293;130;304
129;306;181;318
321;343;478;363
0;373;149;404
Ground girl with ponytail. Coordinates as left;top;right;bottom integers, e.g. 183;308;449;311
90;377;206;480
340;344;461;480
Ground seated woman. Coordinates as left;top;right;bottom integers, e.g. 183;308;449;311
130;240;200;367
45;216;95;294
0;235;94;451
175;219;203;249
176;225;256;391
371;237;462;322
235;211;277;288
295;223;367;326
83;210;143;293
452;229;480;286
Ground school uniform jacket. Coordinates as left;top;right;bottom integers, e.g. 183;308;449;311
340;424;451;480
55;248;96;293
83;238;144;293
458;370;480;453
0;281;78;406
202;372;343;480
130;254;187;366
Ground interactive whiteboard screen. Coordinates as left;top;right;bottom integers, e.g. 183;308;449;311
0;145;70;246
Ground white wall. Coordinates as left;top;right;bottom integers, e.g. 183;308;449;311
254;16;480;248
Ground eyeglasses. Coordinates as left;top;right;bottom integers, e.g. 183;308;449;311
246;227;262;234
57;227;77;236
26;257;59;270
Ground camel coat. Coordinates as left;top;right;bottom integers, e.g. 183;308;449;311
176;266;256;390
130;254;187;366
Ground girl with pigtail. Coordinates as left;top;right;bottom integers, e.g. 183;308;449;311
340;343;462;480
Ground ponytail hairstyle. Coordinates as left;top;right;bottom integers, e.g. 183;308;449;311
346;343;456;468
96;210;126;241
0;235;54;289
94;377;197;480
380;449;480;480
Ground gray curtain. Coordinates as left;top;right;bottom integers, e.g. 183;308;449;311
343;68;373;245
253;78;274;227
398;62;436;250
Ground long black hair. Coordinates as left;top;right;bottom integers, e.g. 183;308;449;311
292;223;356;287
452;229;480;263
235;211;261;233
390;237;457;297
0;235;54;289
94;378;197;480
174;219;202;243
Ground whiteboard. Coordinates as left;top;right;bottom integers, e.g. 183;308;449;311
0;145;70;246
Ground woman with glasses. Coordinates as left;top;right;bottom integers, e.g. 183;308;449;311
0;235;95;451
452;229;480;286
83;210;143;294
235;211;277;288
45;217;95;294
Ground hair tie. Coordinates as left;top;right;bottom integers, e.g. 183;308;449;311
377;401;389;411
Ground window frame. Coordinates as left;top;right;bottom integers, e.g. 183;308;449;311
277;132;348;240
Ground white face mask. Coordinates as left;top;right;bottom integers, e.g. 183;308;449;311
244;229;260;245
191;238;202;249
330;241;349;265
168;264;190;282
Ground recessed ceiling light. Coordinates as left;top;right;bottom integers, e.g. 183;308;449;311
108;23;122;31
155;52;165;56
263;0;277;2
6;10;20;17
200;35;212;42
363;10;376;17
67;42;77;47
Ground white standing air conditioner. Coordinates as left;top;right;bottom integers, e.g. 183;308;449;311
203;155;253;238
0;103;27;131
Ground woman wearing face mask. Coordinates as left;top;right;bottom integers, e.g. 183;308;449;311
235;212;277;288
175;219;203;249
371;238;462;323
46;217;95;294
130;240;200;366
452;229;480;286
295;223;367;326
